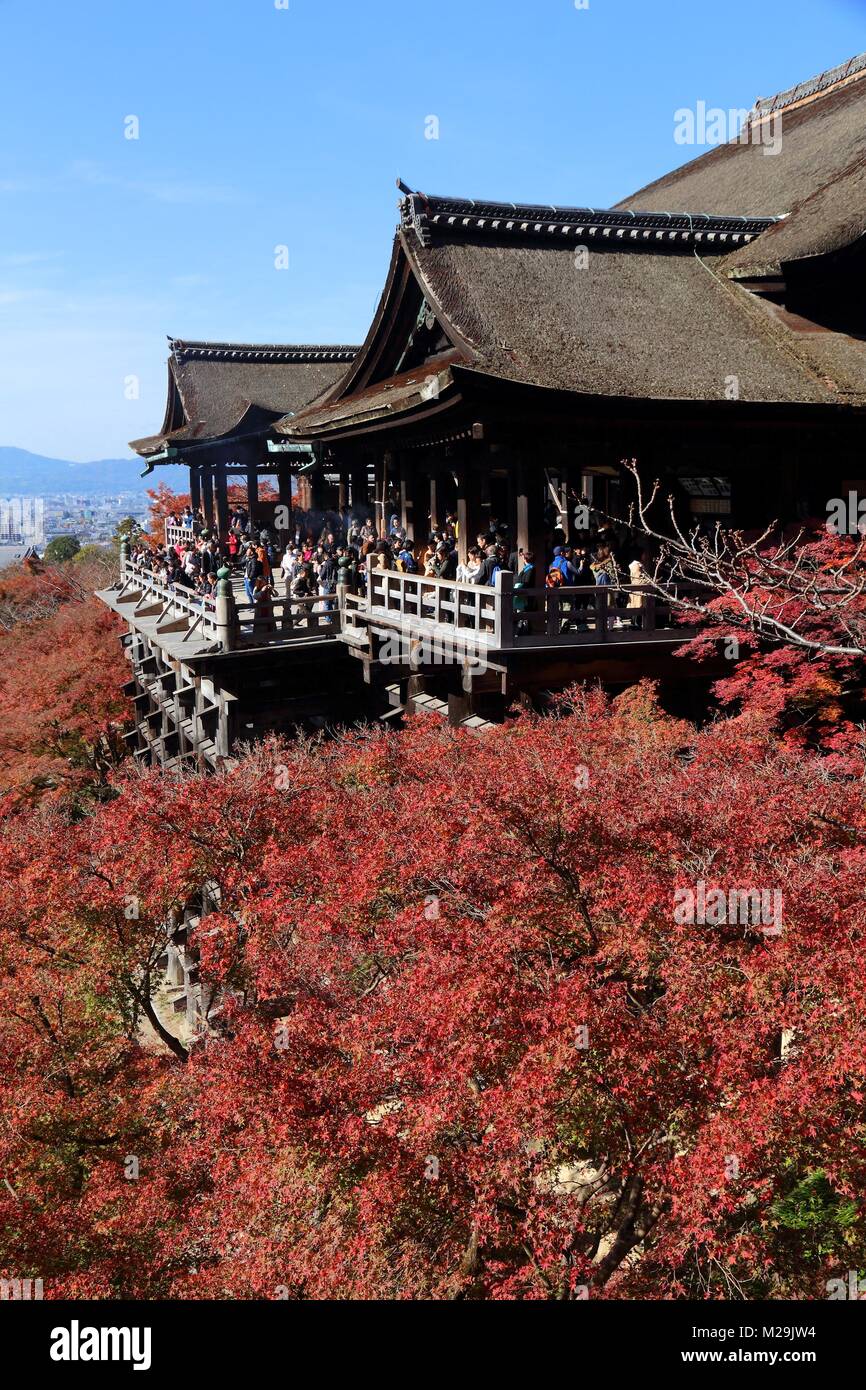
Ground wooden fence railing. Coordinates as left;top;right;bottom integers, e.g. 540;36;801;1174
118;552;695;657
351;561;696;651
118;557;342;649
164;522;201;550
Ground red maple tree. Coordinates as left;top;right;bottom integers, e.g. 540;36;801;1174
2;686;864;1299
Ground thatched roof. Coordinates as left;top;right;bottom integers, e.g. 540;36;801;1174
278;182;865;441
130;340;359;457
409;234;840;402
617;52;866;274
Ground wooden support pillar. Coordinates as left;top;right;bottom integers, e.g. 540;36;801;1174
189;466;201;515
374;455;387;536
350;460;368;514
338;468;349;517
246;466;259;529
455;448;487;564
399;454;420;542
214;464;230;542
559;464;571;543
201;465;215;533
516;457;547;570
429;472;440;534
277;467;293;537
310;465;328;514
454;467;468;565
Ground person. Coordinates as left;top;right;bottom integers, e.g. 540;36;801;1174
374;539;395;571
430;543;457;581
244;545;261;604
628;556;650;629
514;550;536;634
397;539;419;574
593;544;620;586
318;552;338;611
457;546;485;584
291;562;315;600
479;544;504;587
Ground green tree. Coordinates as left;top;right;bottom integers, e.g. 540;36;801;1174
113;517;142;549
43;535;81;564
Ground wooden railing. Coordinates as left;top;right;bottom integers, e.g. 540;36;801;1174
117;557;342;649
117;559;220;642
346;561;696;653
116;554;694;658
232;591;342;640
164;522;201;550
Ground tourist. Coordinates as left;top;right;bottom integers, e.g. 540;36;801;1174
244;546;261;604
457;546;485;584
396;539;418;573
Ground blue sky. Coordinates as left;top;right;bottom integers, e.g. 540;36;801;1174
1;0;864;462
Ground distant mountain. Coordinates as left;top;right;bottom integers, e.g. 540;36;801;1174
0;447;152;496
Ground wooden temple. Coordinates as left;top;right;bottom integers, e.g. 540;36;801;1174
130;339;360;534
104;52;866;767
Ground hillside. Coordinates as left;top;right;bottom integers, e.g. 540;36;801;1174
0;447;150;496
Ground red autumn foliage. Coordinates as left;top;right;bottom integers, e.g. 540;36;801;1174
1;686;864;1299
0;559;131;808
146;480;279;546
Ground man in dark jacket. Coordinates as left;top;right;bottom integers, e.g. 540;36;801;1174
479;544;506;587
244;547;261;604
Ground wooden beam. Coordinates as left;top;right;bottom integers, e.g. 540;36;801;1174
214;464;229;541
189;466;201;515
201;465;215;532
246;466;259;528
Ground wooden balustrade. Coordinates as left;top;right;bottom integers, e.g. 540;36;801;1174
119;552;694;659
164;522;201;550
119;557;342;650
360;560;693;651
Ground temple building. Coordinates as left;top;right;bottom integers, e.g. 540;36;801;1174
106;52;866;766
130;339;360;534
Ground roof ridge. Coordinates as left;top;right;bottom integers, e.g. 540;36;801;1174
168;340;359;364
399;190;780;251
752;50;866;118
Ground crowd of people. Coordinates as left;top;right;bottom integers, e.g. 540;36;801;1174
130;498;654;630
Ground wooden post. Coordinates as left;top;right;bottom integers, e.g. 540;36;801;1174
189;466;201;516
516;457;546;572
246;466;259;530
400;453;420;542
215;568;237;652
495;568;514;648
595;587;609;641
350;460;368;515
201;464;215;534
560;464;571;543
429;472;440;535
214;464;230;543
374;456;386;535
277;467;293;539
453;468;467;564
